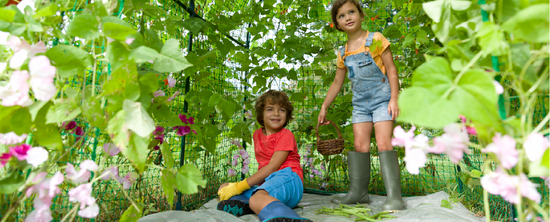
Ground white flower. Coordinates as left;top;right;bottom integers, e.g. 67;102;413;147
26;147;48;167
78;203;99;218
0;132;28;145
523;133;550;162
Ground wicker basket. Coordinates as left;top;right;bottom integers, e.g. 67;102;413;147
316;120;345;155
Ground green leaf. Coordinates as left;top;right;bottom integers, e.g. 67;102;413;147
102;19;136;41
501;4;549;43
161;169;175;205
0;172;24;194
0;8;16;22
160;143;175;168
253;76;266;88
102;60;141;102
138;73;159;94
28;101;48;122
412;57;453;95
541;149;550;169
119;204;142;222
175;164;206;194
34;124;63;149
440;199;453;209
123;134;148;173
469;169;482;178
153;39;193;73
67;13;99;39
46;45;92;78
208;93;223;108
451;70;502;131
123;100;155;138
474;22;507;56
106;40;130;71
107;110;130;149
220;100;236;118
529;157;549;177
82;97;107;131
33;4;58;18
45;102;81;124
397;87;459;129
130;46;160;63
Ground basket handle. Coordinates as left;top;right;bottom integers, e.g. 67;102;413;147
316;120;343;141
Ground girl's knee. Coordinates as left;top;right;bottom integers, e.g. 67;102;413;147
354;140;370;152
377;141;393;151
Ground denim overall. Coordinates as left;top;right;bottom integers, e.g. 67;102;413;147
340;32;393;124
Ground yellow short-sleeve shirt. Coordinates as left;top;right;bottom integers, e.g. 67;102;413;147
337;31;391;75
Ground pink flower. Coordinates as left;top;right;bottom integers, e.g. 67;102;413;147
459;115;477;135
100;166;119;180
244;110;253;119
403;148;427;175
188;117;195;125
78;203;99;218
63;121;77;130
153;145;160;150
29;56;57;101
66;160;99;183
493;81;504;94
0;132;28;145
68;183;96;209
167;91;180;102
481;170;541;204
121;172;138;189
0;152;12;167
26;147;48;167
154;90;165;97
178;114;189;124
243;158;250;166
9;144;31;161
239;149;249;159
230;140;244;149
523;133;550;162
174;126;191;136
428;124;470;164
482;133;518;169
191;129;197;134
103;143;120;156
166;76;176;87
154;126;165;134
0;70;32;107
75;126;84;136
312;168;320;176
228;168;237;176
241;165;249;174
391;126;415;150
232;154;239;165
125;38;135;45
25;198;53;222
26;172;64;204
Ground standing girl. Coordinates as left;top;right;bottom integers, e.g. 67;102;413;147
317;0;404;211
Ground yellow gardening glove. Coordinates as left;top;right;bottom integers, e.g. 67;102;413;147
218;179;251;201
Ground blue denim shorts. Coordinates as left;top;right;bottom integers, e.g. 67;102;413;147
351;76;393;124
240;167;303;208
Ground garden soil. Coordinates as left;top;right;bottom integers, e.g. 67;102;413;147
138;191;485;222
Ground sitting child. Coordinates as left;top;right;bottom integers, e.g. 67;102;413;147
217;90;312;222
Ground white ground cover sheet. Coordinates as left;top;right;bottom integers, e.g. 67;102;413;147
138;191;485;222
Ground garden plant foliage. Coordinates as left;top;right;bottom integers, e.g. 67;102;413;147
0;0;547;221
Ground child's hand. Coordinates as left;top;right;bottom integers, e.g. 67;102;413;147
218;183;229;192
318;108;329;125
388;99;399;120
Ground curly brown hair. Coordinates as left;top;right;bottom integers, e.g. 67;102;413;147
331;0;365;32
255;90;294;128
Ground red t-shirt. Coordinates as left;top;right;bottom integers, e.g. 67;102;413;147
253;128;304;182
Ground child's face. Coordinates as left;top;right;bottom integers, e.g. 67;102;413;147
335;2;363;33
263;103;287;133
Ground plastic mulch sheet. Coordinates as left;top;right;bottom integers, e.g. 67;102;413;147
138;191;485;222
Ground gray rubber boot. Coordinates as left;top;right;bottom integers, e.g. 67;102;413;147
330;151;371;204
379;150;405;211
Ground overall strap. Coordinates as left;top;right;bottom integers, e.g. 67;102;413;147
339;46;346;60
364;32;376;47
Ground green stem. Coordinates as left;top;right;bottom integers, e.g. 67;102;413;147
441;51;484;99
516;152;524;222
484;189;490;222
59;205;79;222
533;113;550;134
91;39;97;97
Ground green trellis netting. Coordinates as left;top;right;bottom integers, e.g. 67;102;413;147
2;0;548;221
